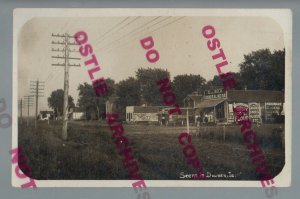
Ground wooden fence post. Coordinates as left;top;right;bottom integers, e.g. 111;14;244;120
223;125;226;141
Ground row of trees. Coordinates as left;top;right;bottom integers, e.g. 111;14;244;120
206;49;285;90
48;48;285;119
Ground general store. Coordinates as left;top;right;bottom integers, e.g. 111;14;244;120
184;88;284;124
123;88;284;125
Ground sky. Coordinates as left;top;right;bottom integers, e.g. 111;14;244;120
17;16;284;114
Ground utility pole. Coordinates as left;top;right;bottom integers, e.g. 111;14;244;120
186;108;190;134
23;95;34;127
30;80;45;128
18;98;24;125
51;33;80;140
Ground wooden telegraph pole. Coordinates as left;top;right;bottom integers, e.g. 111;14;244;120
23;95;33;126
30;80;45;128
51;33;80;140
18;98;24;124
186;108;190;134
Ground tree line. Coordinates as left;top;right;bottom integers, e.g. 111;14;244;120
47;48;285;119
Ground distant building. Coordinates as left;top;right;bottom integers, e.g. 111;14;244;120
38;111;54;120
124;88;284;125
184;91;203;108
106;94;119;114
184;88;284;124
70;106;85;120
160;107;195;126
126;106;165;123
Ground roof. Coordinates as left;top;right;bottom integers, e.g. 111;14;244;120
195;99;225;110
40;111;54;114
177;108;195;115
158;107;195;115
73;106;85;112
106;94;119;103
227;90;284;103
133;106;165;113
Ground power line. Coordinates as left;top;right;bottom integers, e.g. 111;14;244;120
129;16;171;40
102;17;185;54
45;20;79;83
141;17;185;37
92;17;130;44
105;17;171;53
94;16;142;47
94;16;164;52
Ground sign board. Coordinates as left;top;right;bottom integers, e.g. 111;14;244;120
233;103;249;122
248;102;261;123
133;113;158;122
228;104;234;123
203;88;226;99
265;102;282;121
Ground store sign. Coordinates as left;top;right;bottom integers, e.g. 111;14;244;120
265;102;282;115
233;103;249;122
265;102;282;111
265;102;282;121
133;113;158;122
203;88;226;99
249;102;261;123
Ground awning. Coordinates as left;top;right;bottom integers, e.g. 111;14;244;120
195;99;225;110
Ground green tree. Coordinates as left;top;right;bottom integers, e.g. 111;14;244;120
239;49;285;90
172;74;206;105
269;49;285;90
104;78;116;96
205;75;223;88
77;78;115;119
206;73;243;90
115;77;140;116
77;83;101;119
136;67;170;105
48;89;75;116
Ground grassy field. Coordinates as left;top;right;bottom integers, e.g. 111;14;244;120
18;119;285;180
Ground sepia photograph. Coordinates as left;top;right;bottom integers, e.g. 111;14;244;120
12;9;291;187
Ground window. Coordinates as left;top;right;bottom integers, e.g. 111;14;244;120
216;103;225;119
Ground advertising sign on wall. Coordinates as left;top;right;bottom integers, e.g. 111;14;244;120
248;102;261;123
265;102;282;121
233;103;249;122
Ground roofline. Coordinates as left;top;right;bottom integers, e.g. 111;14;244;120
228;89;284;92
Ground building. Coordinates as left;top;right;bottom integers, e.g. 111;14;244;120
158;107;195;126
124;88;284;125
184;88;284;124
126;106;165;123
184;91;203;108
106;94;119;114
38;111;54;120
69;107;85;120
